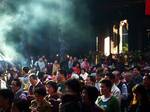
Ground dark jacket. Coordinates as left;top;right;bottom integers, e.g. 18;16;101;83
59;94;82;112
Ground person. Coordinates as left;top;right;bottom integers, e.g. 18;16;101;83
0;89;14;112
112;70;128;112
34;57;46;72
28;74;45;101
59;78;82;112
11;79;27;100
81;85;104;112
45;80;60;112
81;57;90;72
11;99;30;112
80;68;88;81
95;79;121;112
72;62;81;75
52;60;60;75
56;70;66;95
143;73;150;102
95;69;105;92
20;67;30;91
85;75;96;86
132;66;143;85
105;73;121;101
29;87;51;112
129;84;149;112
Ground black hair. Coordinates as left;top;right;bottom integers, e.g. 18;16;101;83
34;87;47;97
58;69;66;77
12;79;22;88
132;84;149;105
46;80;58;92
100;79;112;92
29;74;38;80
65;78;81;96
106;73;115;80
23;67;29;73
13;99;30;112
82;85;99;103
0;89;14;104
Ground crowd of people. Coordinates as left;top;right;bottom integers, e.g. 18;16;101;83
0;54;150;112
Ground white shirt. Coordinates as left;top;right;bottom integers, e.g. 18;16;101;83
80;72;88;80
111;84;121;101
0;79;7;89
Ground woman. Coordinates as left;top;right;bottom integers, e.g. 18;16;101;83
129;84;149;112
81;85;104;112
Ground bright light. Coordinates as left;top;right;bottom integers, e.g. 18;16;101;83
104;36;110;56
66;54;70;58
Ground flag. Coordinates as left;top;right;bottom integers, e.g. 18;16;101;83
146;0;150;15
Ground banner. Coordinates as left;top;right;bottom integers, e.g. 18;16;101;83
146;0;150;15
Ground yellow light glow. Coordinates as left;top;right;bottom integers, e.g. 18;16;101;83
104;36;110;56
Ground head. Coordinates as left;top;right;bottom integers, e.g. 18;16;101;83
95;68;104;81
81;68;86;74
29;74;38;86
56;69;66;83
112;70;121;83
105;73;115;84
22;67;29;74
85;75;96;86
99;79;112;96
11;79;22;93
81;85;99;104
132;84;148;102
34;87;47;102
132;66;140;76
11;99;30;112
124;71;133;82
45;80;58;95
0;89;14;109
143;73;150;89
64;78;81;96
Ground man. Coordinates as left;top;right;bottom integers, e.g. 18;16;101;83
59;79;82;112
30;87;51;112
105;73;121;101
0;89;14;112
45;80;60;112
28;74;45;100
95;79;120;112
11;79;27;100
56;70;66;95
20;67;30;91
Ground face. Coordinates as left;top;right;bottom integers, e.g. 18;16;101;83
34;93;44;102
11;81;18;93
56;72;65;82
95;75;101;81
81;69;85;74
46;85;54;95
100;83;109;95
133;68;139;75
143;75;150;89
29;77;36;86
85;77;93;86
81;89;89;104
